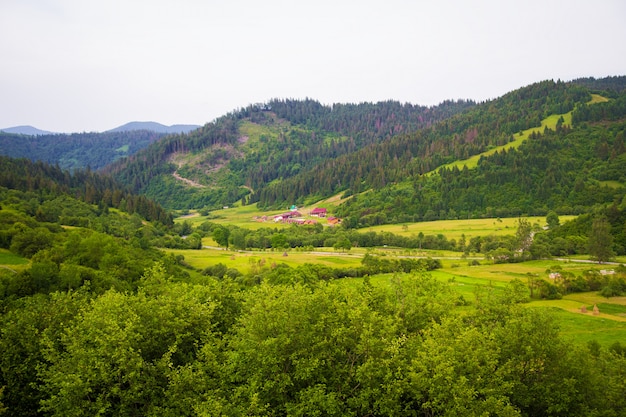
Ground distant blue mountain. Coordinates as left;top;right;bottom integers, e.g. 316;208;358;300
1;121;201;136
0;125;56;135
107;121;201;134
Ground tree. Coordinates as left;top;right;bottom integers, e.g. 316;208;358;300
212;226;230;248
588;216;614;263
270;233;288;250
40;281;223;417
515;218;533;253
333;236;352;252
546;211;560;229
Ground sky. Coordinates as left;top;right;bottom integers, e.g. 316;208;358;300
1;0;626;133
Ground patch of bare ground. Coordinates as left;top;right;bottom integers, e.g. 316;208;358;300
168;142;244;187
172;171;205;188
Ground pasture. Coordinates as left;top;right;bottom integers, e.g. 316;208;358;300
167;241;626;347
358;216;576;240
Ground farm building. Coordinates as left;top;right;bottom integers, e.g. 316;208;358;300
310;207;327;217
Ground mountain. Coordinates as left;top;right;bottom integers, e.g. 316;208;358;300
106;77;626;225
107;121;201;134
0;125;56;135
104;99;476;209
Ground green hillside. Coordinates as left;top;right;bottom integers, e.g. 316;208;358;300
0;130;165;171
105;99;475;209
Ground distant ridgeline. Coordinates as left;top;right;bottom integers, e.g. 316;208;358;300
0;130;166;171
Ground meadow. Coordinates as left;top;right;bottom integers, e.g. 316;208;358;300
168;205;626;347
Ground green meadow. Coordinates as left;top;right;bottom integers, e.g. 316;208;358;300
428;94;608;174
165;213;626;347
0;249;30;274
358;216;577;240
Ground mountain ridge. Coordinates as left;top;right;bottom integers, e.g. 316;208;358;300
107;121;201;134
0;125;56;135
0;121;202;136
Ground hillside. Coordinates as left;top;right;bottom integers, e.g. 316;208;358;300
105;99;475;209
333;89;626;226
252;79;626;225
0;130;166;171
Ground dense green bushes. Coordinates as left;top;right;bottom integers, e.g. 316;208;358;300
2;270;625;416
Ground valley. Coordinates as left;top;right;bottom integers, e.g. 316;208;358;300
1;76;626;416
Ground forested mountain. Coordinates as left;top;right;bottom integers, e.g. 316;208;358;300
257;80;591;204
255;80;626;225
104;99;475;209
0;125;55;135
5;77;625;226
0;130;166;171
333;91;626;226
105;78;625;224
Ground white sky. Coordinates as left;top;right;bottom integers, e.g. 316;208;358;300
1;0;625;133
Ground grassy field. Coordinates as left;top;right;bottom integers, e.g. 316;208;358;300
0;249;29;265
165;241;626;347
358;216;577;240
0;249;29;274
166;247;365;272
179;205;576;242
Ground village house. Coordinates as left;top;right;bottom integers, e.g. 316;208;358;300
310;207;327;217
327;216;341;225
273;211;302;222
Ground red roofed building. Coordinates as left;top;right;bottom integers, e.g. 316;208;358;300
310;207;327;217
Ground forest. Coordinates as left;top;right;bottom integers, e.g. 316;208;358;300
0;130;165;171
96;79;626;227
103;98;475;209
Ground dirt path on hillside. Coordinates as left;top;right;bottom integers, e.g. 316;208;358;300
172;171;205;188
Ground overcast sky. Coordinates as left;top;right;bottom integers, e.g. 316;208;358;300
2;0;625;133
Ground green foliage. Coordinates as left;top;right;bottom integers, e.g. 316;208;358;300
0;156;172;225
39;282;222;417
588;216;615;263
1;263;626;415
0;130;164;171
107;99;474;209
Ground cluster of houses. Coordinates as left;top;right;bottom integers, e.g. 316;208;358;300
253;207;341;225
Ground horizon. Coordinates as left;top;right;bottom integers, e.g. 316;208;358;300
1;75;623;134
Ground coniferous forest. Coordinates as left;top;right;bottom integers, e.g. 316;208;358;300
1;76;626;416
